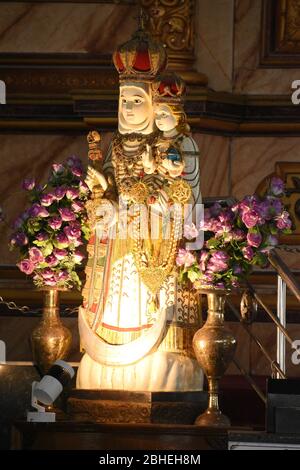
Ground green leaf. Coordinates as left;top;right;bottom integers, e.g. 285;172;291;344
42;242;53;257
187;270;200;283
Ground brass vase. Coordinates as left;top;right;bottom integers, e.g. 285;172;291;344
193;289;237;427
31;288;72;375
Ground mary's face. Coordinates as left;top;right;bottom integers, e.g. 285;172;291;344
154;104;178;132
120;86;151;126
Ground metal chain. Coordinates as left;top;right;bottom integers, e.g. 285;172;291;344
0;296;79;316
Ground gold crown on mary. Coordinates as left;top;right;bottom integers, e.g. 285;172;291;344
113;26;167;82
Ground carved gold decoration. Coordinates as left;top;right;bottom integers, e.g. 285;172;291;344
130;181;150;204
168;178;192;204
141;0;207;85
256;161;300;244
193;289;237;428
87;130;102;162
261;0;300;66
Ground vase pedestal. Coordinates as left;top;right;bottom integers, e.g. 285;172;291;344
67;389;208;425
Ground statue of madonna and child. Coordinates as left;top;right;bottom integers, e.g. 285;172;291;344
76;26;204;392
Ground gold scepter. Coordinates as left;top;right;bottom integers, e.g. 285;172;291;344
86;130;105;229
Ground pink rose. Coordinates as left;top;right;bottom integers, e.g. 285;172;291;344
184;223;199;240
29;204;49;218
176;248;196;268
247;232;262;248
66;188;80;200
40;193;55;207
58;207;76;222
17;259;35;275
22;178;35;191
53;248;68;260
49;216;62;230
73;249;85;263
71;201;85;213
29;247;44;264
54;187;66;200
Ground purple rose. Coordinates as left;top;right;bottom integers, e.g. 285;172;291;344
66;188;80;200
73;238;83;247
270;177;285;196
64;222;81;241
210;203;222;217
49;216;62;230
66;155;82;168
29;204;49;218
54;187;66;200
56;232;69;248
242;246;254;261
17;259;35;275
266;235;278;246
232;229;246;241
247;232;262;248
45;254;58;267
22;178;35;191
58;207;76;222
44;276;57;287
184;223;199;240
10;232;28;247
242;209;260;228
202;273;214;283
52;163;64;174
53;248;68;260
36;232;49;242
56;270;69;282
71;200;85;213
275;211;292;230
207;251;229;273
233;264;243;274
28;247;44;264
12;217;23;230
176;248;196;268
41;268;55;279
71;166;83;178
73;249;85;263
40;193;55;207
216;282;225;289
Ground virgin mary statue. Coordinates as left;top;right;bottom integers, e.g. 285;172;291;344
76;27;204;392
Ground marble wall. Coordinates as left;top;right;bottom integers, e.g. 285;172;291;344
196;0;299;94
0;2;137;54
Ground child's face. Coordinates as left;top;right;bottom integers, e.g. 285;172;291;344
154;104;178;132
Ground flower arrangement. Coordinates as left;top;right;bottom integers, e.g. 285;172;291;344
10;156;90;289
176;177;293;290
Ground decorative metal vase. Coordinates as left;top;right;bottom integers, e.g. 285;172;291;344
193;289;237;428
31;288;72;375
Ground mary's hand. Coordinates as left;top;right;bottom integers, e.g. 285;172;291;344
86;166;108;192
